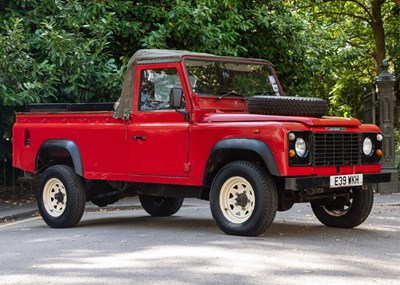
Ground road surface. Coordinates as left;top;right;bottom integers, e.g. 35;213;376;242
0;198;399;285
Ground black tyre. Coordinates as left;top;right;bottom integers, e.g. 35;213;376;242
210;161;278;236
310;186;374;228
248;96;328;117
37;165;86;228
139;195;184;217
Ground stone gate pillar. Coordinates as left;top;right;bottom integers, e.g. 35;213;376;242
375;60;399;193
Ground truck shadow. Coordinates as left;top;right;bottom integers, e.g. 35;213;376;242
78;214;220;234
77;212;380;239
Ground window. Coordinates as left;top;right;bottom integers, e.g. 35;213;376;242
139;68;183;111
184;59;281;97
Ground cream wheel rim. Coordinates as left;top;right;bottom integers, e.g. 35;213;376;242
219;176;255;224
43;178;67;217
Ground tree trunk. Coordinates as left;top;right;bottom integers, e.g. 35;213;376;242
371;0;386;75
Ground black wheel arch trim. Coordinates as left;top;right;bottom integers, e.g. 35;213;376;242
37;139;83;176
207;138;280;176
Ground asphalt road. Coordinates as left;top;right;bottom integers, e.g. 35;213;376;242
0;198;399;285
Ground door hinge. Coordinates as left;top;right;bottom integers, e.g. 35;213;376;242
184;163;191;173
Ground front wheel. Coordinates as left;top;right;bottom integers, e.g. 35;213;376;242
210;161;278;236
37;165;86;228
139;195;184;217
310;186;374;228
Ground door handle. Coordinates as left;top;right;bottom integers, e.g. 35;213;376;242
132;135;146;140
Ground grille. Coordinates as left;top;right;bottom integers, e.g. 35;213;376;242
313;133;362;166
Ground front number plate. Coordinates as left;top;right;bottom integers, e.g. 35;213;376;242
329;174;363;188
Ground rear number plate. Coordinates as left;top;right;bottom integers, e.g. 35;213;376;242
329;174;363;188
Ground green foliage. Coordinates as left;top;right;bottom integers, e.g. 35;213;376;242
135;0;316;96
0;18;52;106
139;0;249;54
0;0;126;182
292;0;399;118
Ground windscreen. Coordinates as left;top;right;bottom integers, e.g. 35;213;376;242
184;59;282;97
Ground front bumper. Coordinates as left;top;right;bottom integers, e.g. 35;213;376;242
285;172;391;190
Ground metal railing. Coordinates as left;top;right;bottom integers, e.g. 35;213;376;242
1;160;35;198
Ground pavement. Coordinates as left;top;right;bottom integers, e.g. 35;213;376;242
1;193;400;224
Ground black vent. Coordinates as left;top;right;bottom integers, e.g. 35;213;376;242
313;133;362;166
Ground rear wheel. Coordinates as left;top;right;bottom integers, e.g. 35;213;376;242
310;186;374;228
210;161;278;236
139;195;184;217
37;165;86;228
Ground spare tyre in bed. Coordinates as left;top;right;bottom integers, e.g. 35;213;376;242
248;96;328;117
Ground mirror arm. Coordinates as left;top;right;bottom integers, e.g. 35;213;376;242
176;109;190;122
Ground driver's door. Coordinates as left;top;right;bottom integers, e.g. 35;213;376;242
128;63;189;177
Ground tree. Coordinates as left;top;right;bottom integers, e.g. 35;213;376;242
137;0;317;96
289;0;399;118
298;0;399;75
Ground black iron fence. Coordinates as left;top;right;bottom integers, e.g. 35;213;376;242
363;89;376;125
1;160;36;198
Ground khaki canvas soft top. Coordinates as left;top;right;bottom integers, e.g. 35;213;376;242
113;49;217;119
113;49;270;119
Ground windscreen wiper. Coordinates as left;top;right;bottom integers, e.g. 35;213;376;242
217;91;246;101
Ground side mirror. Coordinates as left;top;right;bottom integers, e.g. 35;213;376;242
169;87;184;109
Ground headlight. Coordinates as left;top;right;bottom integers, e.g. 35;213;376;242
362;133;383;164
288;131;311;166
295;137;307;157
363;137;373;156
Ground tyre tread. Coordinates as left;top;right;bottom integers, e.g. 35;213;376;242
248;96;328;117
37;165;86;228
210;161;278;236
311;186;373;228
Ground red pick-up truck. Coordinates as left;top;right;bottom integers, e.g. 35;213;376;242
12;49;390;236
